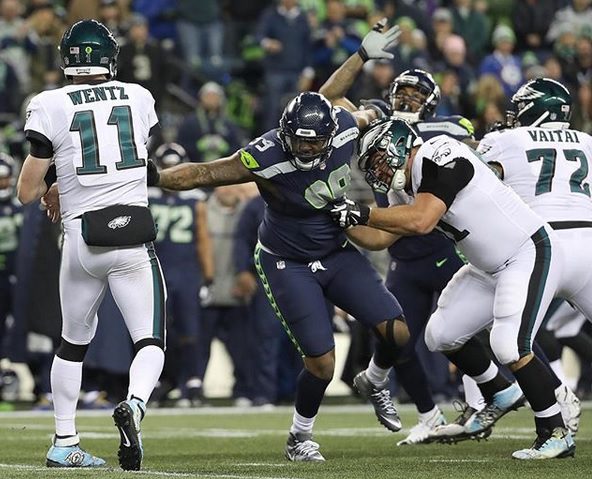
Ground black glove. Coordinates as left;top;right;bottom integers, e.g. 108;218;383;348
147;159;160;187
330;197;370;228
43;163;57;189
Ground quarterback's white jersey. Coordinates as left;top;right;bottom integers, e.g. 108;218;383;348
478;126;592;223
411;135;545;273
24;80;158;221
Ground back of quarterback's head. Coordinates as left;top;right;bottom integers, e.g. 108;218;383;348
59;19;119;80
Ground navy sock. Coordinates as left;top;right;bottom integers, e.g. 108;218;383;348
294;369;331;418
393;355;435;413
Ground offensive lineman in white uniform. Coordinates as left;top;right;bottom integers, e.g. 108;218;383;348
17;20;165;471
329;118;574;459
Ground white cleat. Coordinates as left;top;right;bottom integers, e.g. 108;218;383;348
555;385;581;436
397;407;446;446
512;427;575;460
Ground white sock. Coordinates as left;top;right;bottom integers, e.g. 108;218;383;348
365;356;390;387
462;374;485;411
128;345;165;404
51;356;82;437
549;359;567;385
290;410;315;436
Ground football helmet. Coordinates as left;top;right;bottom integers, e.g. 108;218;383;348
59;19;119;79
0;152;16;201
358;118;421;193
279;92;338;171
510;77;572;127
388;69;440;123
153;143;188;169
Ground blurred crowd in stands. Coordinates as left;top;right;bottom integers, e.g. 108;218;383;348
2;0;592;410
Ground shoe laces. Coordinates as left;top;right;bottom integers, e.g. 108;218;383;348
292;438;321;457
369;387;397;415
451;400;475;425
474;402;502;425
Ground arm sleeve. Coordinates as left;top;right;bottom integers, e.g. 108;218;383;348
24;94;53;145
418;157;475;209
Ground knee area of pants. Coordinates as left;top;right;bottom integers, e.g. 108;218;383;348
424;321;448;352
489;333;519;365
394;319;410;347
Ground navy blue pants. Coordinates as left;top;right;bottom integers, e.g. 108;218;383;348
255;244;403;357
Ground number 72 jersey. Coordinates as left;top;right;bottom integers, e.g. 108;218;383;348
478;126;592;223
24;80;158;221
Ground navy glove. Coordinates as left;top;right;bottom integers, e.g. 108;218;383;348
330;197;370;228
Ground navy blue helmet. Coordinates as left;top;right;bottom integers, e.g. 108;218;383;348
388;69;441;123
279;92;338;171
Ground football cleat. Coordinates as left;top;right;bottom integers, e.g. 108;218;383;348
284;432;325;462
463;383;525;436
426;400;491;444
353;371;401;432
46;444;105;468
555;385;581;436
397;407;446;445
512;427;575;460
113;397;145;471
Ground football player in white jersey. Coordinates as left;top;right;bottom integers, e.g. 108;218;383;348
17;20;165;471
329;118;574;459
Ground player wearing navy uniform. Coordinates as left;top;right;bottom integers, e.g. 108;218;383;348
320;43;474;442
148;86;410;461
148;143;212;405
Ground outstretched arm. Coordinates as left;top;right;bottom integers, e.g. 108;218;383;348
157;151;256;190
319;19;400;112
319;53;364;112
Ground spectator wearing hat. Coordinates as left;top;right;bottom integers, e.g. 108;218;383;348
117;14;167;106
390;16;432;74
428;7;454;64
176;82;244;164
479;24;524;97
450;0;490;65
564;35;592;88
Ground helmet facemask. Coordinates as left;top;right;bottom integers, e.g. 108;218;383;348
388;70;441;123
279;93;338;171
358;120;414;193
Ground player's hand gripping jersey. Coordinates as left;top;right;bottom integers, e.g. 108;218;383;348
24;81;158;221
240;107;359;261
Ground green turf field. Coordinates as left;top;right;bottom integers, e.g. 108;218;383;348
0;403;590;478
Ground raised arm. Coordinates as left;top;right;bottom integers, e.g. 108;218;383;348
319;19;400;112
156;151;256;191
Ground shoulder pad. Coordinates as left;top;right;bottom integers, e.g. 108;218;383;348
423;135;458;166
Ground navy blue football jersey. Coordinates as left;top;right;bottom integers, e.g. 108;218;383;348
149;188;206;276
240;107;359;261
376;114;474;260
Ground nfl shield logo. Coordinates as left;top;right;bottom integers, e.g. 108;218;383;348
276;260;285;270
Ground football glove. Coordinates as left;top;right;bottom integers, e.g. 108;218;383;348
147;159;160;187
330;197;370;228
358;18;400;62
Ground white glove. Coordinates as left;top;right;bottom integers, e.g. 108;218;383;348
358;18;400;62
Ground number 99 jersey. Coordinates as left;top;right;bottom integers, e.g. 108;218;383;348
24;80;158;221
239;107;359;261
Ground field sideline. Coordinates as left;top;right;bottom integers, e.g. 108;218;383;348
1;403;591;479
